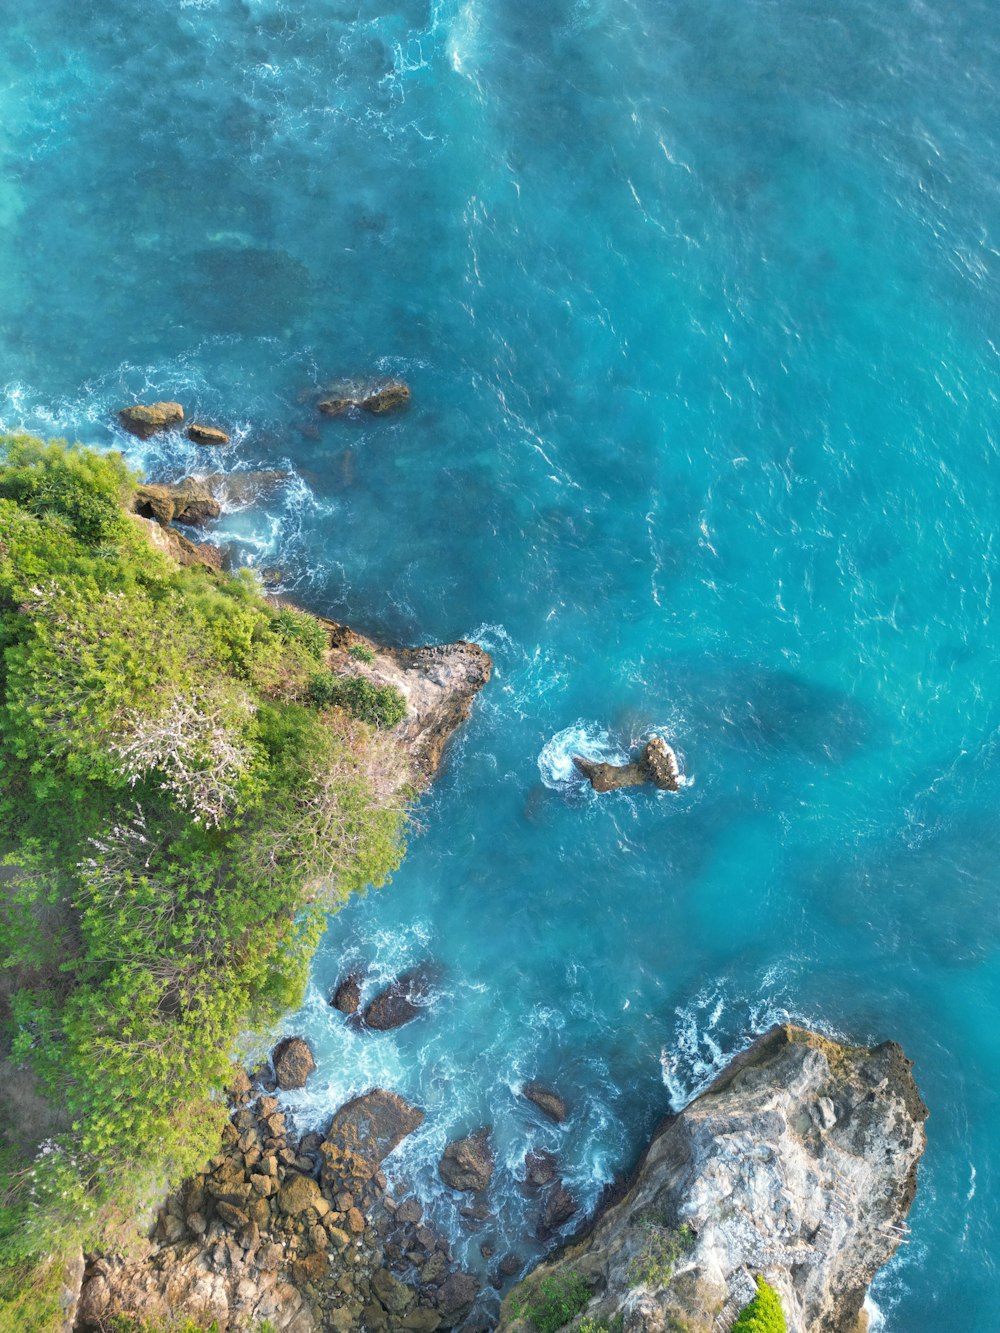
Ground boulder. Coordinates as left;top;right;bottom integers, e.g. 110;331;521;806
522;1150;557;1189
187;423;231;446
574;736;682;794
133;478;221;527
438;1128;494;1194
361;963;441;1031
434;1272;480;1322
318;381;411;416
320;1089;424;1191
521;1082;567;1124
371;1267;414;1315
276;1174;322;1217
271;1036;316;1090
540;1184;578;1233
331;974;361;1015
118;401;184;438
133;514;222;569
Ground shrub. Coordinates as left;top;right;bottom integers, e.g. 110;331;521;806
579;1316;624;1333
513;1272;592;1333
731;1277;787;1333
348;642;376;662
308;671;407;728
627;1222;696;1289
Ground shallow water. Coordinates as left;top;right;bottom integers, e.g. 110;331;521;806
2;0;1000;1325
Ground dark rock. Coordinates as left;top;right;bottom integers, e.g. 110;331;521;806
215;1201;250;1231
331;974;362;1015
459;1201;491;1222
434;1272;479;1321
318;380;411;416
395;1196;423;1225
574;735;682;793
540;1183;578;1232
187;423;230;446
480;1243;495;1261
362;963;441;1031
498;1254;522;1278
133;478;221;527
438;1128;493;1194
320;1089;425;1190
521;1082;567;1124
523;1150;558;1189
276;1174;322;1216
118;401;184;438
271;1036;316;1090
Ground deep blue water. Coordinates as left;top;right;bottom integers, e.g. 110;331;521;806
3;0;1000;1325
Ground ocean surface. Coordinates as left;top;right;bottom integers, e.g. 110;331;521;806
2;0;999;1325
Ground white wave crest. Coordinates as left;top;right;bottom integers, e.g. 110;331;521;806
537;721;628;790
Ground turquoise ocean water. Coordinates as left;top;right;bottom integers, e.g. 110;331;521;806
2;0;999;1325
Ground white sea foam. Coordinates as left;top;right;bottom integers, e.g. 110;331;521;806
538;721;628;789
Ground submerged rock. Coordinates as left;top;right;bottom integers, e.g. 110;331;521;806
133;478;221;527
574;735;682;793
202;470;289;507
331;973;362;1015
187;422;231;446
271;1036;316;1090
438;1128;494;1194
520;1082;567;1124
522;1149;558;1189
361;963;441;1031
539;1183;578;1234
318;380;411;416
118;401;185;438
500;1024;928;1333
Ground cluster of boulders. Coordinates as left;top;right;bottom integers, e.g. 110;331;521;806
317;381;411;416
77;1061;487;1332
328;964;581;1257
119;400;231;445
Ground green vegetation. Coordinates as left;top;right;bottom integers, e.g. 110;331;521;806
509;1272;592;1333
0;437;410;1329
627;1221;696;1288
308;669;407;728
348;642;376;663
731;1276;787;1333
579;1315;624;1333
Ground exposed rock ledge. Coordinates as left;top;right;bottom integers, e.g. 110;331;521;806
500;1025;927;1333
314;619;493;789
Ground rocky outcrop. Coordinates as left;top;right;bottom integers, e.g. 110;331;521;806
320;1090;425;1191
574;736;682;793
118;401;185;438
188;423;231;446
133;478;221;526
272;1036;316;1090
308;620;492;788
362;964;442;1031
132;514;222;569
520;1082;567;1124
438;1129;494;1194
331;974;361;1015
318;381;411;416
501;1024;927;1333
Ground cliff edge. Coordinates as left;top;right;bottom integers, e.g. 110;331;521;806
501;1024;927;1333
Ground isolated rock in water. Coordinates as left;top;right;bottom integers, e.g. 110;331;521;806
439;1128;494;1193
331;973;361;1015
499;1024;928;1333
187;422;230;446
133;478;221;526
523;1149;558;1189
362;963;441;1031
318;380;411;416
574;735;682;793
521;1082;567;1124
271;1036;316;1090
321;1089;425;1190
118;401;184;438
